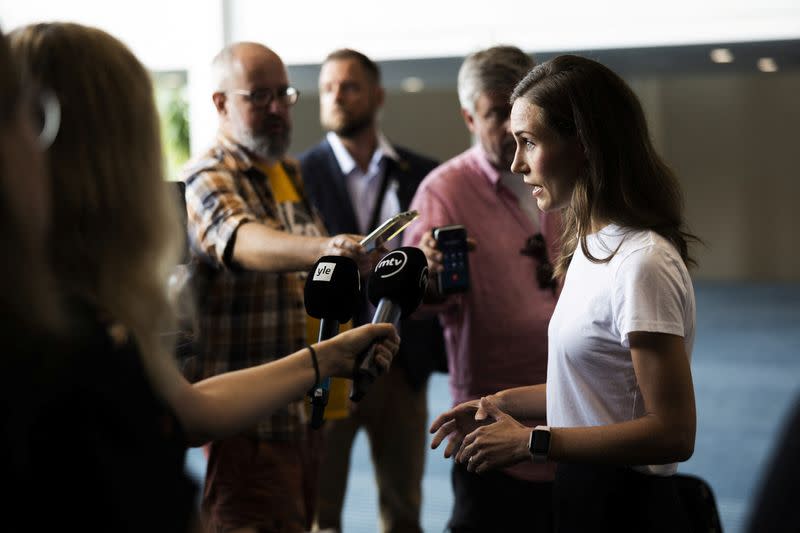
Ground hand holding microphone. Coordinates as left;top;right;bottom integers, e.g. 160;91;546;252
350;246;429;402
315;324;400;378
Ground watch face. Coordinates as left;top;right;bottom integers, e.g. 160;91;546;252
533;428;551;456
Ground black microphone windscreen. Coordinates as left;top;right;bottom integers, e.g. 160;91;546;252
304;256;361;322
367;247;429;317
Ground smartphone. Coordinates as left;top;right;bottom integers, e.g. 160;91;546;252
360;210;419;252
433;225;470;294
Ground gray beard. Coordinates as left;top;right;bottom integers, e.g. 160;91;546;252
240;131;290;160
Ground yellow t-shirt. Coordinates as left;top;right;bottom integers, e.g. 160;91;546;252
305;318;352;421
254;160;301;204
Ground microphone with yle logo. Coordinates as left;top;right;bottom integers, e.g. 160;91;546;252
350;246;428;402
304;256;361;428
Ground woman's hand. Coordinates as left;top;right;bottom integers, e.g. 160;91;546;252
316;323;400;378
457;396;531;474
429;398;492;459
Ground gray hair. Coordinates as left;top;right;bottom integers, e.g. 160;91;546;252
457;45;535;114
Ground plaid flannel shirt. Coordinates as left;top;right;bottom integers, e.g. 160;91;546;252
181;135;325;441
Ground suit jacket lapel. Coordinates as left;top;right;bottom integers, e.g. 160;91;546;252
322;139;360;233
385;155;414;211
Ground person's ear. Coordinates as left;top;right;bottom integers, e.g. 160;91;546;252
212;92;227;116
461;108;476;133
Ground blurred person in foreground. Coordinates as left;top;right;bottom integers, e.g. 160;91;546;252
0;23;67;527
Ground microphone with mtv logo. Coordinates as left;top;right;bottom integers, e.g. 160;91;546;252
350;246;428;402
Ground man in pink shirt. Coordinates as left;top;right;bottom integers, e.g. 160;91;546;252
403;46;559;532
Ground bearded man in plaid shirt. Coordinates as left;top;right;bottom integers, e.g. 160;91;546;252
181;42;376;533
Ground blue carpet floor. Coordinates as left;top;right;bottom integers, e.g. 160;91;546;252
185;281;800;532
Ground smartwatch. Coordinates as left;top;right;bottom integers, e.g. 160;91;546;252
528;425;551;463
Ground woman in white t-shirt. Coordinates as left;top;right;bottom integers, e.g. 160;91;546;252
430;55;699;532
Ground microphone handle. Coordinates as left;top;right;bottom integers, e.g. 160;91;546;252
318;319;340;342
311;318;339;429
350;299;402;402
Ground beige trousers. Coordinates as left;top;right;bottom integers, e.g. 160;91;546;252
314;364;428;533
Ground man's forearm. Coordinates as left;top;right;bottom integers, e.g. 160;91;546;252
232;222;326;272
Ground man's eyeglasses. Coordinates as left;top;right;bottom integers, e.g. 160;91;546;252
229;86;300;108
520;232;557;293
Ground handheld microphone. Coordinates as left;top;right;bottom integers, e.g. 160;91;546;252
304;256;361;428
350;247;429;402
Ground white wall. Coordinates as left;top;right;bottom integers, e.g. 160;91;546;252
227;0;800;63
639;71;800;281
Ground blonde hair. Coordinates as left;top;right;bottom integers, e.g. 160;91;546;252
10;23;182;367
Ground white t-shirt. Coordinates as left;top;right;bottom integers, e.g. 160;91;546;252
546;224;696;476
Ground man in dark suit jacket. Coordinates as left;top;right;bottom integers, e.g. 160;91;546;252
298;49;445;533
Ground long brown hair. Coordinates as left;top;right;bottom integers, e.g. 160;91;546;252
0;27;60;336
511;55;698;277
10;23;182;369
